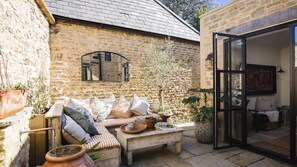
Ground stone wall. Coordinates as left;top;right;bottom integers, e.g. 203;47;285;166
50;18;200;121
0;0;51;88
200;0;297;87
0;108;32;167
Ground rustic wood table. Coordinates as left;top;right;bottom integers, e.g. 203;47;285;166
115;127;184;166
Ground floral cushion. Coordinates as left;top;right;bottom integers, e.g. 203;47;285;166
89;95;116;121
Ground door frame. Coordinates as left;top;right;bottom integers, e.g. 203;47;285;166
213;21;297;162
213;32;247;150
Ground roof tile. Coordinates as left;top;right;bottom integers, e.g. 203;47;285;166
44;0;200;42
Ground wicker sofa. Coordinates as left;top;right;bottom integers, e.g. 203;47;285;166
45;100;139;167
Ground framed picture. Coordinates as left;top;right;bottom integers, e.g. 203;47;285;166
246;64;276;95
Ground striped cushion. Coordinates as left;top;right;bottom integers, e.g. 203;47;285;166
83;126;120;150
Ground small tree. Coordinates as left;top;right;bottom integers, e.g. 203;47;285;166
141;38;188;112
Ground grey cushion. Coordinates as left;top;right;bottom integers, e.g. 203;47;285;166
63;107;100;136
61;113;91;144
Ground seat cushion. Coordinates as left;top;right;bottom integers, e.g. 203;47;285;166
84;126;120;150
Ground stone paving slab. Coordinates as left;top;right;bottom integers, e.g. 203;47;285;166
227;152;265;166
185;153;239;167
247;158;292;167
120;129;293;167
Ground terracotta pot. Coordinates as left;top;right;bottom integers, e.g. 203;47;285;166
0;90;26;119
159;114;170;122
145;117;157;130
43;145;95;167
194;121;213;144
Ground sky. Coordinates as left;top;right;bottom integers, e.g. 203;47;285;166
215;0;233;6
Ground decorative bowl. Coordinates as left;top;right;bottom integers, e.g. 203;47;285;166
120;123;147;134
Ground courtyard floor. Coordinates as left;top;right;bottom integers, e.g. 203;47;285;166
120;124;294;167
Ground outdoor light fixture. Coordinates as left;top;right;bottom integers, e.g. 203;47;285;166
276;66;285;73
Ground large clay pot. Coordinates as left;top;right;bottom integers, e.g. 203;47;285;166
43;145;95;167
194;121;213;144
145;117;157;130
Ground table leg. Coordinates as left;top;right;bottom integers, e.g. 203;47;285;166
175;141;181;154
127;151;133;166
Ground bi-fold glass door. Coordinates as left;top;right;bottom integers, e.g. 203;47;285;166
213;33;247;149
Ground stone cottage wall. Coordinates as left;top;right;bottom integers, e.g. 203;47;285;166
200;0;297;88
0;0;51;87
49;18;200;121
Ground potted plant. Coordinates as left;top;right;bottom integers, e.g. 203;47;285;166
141;38;188;118
158;105;173;122
182;88;213;144
0;48;29;119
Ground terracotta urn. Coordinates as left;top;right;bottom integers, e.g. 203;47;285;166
43;144;95;167
145;117;157;130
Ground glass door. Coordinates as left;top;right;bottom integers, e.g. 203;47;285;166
213;33;247;149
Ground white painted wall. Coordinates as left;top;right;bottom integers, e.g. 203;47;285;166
280;48;290;106
246;43;290;107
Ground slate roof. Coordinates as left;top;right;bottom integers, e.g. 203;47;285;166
44;0;200;42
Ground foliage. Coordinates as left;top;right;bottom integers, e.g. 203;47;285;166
159;0;216;30
27;73;52;114
141;38;188;111
193;6;210;31
182;88;213;122
160;0;213;24
158;105;173;115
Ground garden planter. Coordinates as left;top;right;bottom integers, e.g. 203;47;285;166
29;114;47;166
145;117;157;130
159;114;170;122
43;145;95;167
0;90;26;119
194;121;213;144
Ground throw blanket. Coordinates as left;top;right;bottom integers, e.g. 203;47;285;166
258;111;279;122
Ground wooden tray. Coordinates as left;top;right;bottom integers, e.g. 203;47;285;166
120;123;147;134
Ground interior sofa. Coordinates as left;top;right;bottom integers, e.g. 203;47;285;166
45;100;139;167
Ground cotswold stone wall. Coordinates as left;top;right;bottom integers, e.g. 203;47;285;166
0;0;50;87
200;0;297;87
50;19;200;121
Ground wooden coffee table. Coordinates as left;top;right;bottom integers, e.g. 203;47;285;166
115;128;184;165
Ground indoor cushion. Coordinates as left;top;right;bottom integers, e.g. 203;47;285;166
63;107;100;136
256;99;272;111
112;96;132;118
89;95;116;121
247;97;256;110
61;113;91;144
129;94;149;115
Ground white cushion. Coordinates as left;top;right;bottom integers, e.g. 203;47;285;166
129;95;149;115
247;97;256;110
89;95;116;121
62;114;91;144
256;98;272;111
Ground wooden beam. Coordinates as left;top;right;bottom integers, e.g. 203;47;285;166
35;0;55;25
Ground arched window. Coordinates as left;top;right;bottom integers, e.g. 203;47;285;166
81;51;129;82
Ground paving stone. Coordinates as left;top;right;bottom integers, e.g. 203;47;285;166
247;158;292;167
161;154;192;167
227;152;265;166
166;145;194;159
213;147;245;159
186;153;239;167
182;141;213;156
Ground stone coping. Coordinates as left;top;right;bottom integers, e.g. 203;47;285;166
35;0;55;24
0;107;32;128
